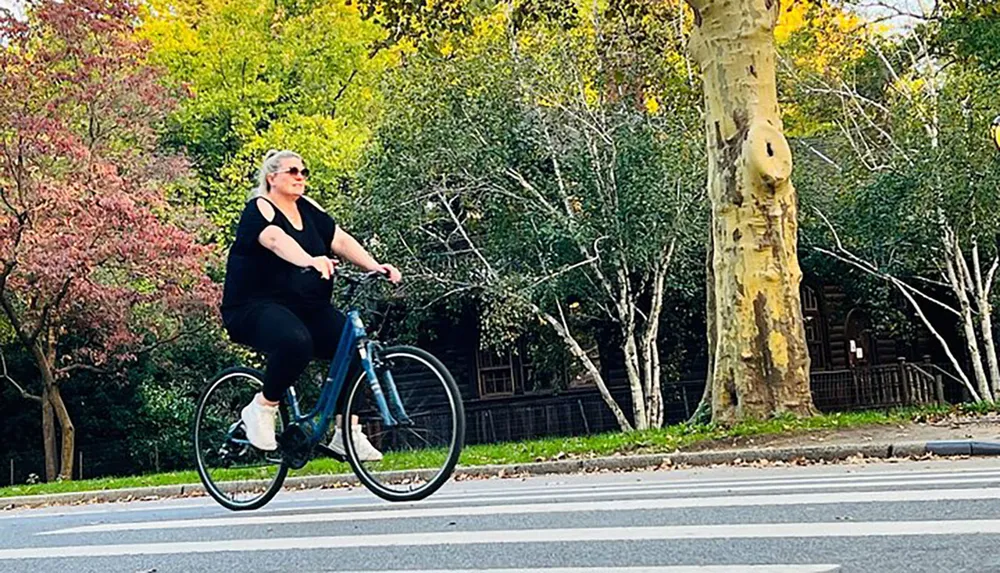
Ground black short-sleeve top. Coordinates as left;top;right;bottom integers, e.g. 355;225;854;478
222;196;336;310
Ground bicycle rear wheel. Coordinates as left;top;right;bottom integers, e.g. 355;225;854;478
343;345;465;502
193;366;289;511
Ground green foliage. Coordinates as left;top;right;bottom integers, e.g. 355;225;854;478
141;0;389;238
788;4;1000;341
120;322;250;473
359;10;705;357
935;0;1000;73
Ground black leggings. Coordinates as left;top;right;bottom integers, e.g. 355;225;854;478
223;302;355;402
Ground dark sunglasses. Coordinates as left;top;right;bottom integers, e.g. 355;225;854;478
275;166;310;178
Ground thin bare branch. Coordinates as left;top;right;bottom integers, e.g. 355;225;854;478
502;168;564;220
29;274;74;347
893;270;981;401
54;363;108;377
0;349;41;403
435;189;497;280
529;249;603;290
793;139;842;172
986;256;999;295
813;208;960;316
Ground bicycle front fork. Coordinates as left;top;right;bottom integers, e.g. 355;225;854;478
359;342;413;427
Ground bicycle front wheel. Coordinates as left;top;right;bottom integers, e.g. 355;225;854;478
193;367;288;511
343;345;465;502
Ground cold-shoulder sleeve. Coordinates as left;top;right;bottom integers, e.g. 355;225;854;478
233;198;280;249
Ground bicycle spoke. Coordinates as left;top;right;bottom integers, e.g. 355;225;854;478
401;428;435;449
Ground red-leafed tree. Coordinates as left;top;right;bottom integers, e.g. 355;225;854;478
0;0;219;481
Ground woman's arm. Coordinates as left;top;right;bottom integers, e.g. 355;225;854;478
255;199;336;278
331;227;402;283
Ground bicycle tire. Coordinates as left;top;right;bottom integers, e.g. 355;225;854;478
343;345;465;502
193;366;289;511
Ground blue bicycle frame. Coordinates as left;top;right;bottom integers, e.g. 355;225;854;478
281;280;413;447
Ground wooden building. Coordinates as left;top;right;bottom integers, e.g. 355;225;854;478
410;281;958;446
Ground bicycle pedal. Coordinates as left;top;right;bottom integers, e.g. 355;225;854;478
315;443;347;462
283;453;310;470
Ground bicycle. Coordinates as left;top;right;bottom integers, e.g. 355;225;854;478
192;269;466;511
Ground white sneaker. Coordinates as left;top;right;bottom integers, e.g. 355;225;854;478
329;426;383;462
240;394;278;451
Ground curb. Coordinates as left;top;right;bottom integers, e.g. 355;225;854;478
2;439;996;510
925;440;1000;456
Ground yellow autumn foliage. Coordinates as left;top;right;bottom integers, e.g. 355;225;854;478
774;0;868;76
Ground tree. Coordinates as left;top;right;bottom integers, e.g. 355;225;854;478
934;0;1000;74
361;12;706;430
0;0;217;481
139;0;390;237
684;0;816;423
786;3;1000;403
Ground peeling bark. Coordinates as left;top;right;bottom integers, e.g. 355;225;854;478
687;0;816;423
945;229;993;402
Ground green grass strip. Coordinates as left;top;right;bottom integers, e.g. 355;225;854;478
0;403;973;499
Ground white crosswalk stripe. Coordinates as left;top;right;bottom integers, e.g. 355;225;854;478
7;520;1000;560
42;486;1000;535
246;471;1000;516
5;461;1000;571
425;467;1000;498
338;569;843;573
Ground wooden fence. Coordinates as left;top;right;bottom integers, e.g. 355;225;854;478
810;359;946;413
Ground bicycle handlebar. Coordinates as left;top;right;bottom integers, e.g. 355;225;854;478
299;266;388;282
334;267;389;284
298;266;390;304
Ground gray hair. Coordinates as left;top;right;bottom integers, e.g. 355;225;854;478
252;149;303;198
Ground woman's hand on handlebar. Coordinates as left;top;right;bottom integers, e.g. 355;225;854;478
375;263;402;284
308;256;338;280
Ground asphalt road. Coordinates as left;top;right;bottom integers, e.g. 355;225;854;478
4;458;1000;572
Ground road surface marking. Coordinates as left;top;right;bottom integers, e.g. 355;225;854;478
44;486;1000;535
11;521;1000;559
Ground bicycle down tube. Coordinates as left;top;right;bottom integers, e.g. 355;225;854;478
283;308;399;438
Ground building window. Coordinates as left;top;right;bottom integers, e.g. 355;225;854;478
802;285;820;312
520;329;601;392
477;349;515;397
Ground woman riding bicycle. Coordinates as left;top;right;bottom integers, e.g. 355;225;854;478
221;149;401;458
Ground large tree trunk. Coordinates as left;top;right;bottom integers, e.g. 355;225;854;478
686;0;816;423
